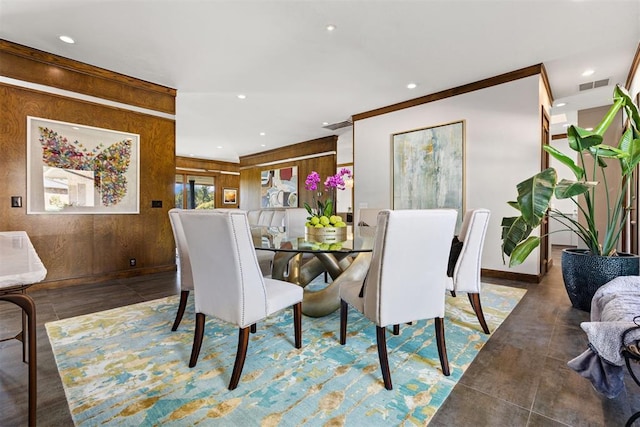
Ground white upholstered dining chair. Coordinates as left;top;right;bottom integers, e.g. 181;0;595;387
177;209;303;390
446;208;491;334
357;208;384;226
339;209;457;390
168;208;194;331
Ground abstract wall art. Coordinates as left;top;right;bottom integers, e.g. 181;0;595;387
27;117;140;214
261;166;298;208
392;120;465;230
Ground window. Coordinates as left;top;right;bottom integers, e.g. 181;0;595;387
175;174;215;209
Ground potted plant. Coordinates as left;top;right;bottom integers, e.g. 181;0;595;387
303;168;352;241
501;84;640;310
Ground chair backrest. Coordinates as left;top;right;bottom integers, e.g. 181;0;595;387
177;210;268;327
452;209;491;293
363;209;457;326
168;208;194;291
284;208;309;236
357;208;385;226
247;209;286;227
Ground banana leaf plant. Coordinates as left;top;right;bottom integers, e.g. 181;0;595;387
502;84;640;267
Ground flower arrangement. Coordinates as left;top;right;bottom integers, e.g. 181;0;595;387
303;168;352;228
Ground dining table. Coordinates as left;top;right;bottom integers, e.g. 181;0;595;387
252;225;375;317
0;231;47;426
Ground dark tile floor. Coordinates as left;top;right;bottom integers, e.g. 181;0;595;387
1;249;639;426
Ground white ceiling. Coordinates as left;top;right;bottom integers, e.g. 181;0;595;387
1;0;639;163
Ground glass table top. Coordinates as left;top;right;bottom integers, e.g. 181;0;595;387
251;225;375;254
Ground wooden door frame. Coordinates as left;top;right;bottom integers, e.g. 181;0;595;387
540;107;551;273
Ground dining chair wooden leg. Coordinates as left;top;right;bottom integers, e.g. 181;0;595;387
171;290;190;331
434;317;450;376
450;290;456;297
468;292;490;334
188;312;205;368
229;327;250;390
250;324;257;333
376;326;393;390
340;300;348;345
293;302;302;348
392;324;400;335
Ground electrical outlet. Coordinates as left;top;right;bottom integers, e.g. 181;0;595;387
151;200;162;208
129;258;136;267
11;196;22;208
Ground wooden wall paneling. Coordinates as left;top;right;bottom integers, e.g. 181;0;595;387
239;135;338;211
239;136;337;167
0;40;176;114
240;154;337;211
0;83;176;284
240;168;262;210
216;174;240;208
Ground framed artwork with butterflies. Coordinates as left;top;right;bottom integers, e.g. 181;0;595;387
27;117;140;214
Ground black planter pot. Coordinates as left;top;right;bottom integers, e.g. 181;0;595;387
561;248;640;311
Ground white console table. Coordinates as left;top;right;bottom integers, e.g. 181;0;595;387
0;231;47;426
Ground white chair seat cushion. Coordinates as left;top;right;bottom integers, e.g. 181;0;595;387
264;278;303;315
339;279;365;314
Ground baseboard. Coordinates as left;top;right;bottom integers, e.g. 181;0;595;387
481;268;541;283
30;264;177;290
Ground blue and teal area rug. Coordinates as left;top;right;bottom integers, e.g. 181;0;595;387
46;283;525;426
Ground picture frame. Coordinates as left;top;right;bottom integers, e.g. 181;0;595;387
223;188;237;205
27;117;140;214
260;166;298;208
392;120;465;230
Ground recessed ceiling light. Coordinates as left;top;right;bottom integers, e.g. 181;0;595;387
259;132;266;136
322;122;329;126
261;144;266;147
216;146;223;149
582;69;595;77
237;94;246;99
407;82;417;89
59;35;75;44
555;102;567;107
326;24;336;31
189;153;194;157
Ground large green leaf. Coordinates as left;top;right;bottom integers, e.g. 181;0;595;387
567;125;603;152
614;85;639;129
516;168;556;228
509;236;541;267
554;179;596;199
589;144;627;159
619;128;640;176
543;145;584;179
501;216;532;257
507;200;521;211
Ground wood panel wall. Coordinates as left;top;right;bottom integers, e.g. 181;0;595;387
239;136;338;211
0;40;177;288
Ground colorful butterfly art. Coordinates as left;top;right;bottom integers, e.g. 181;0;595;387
38;127;132;207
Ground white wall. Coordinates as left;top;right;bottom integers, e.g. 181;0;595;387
353;75;543;275
548;136;578;246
